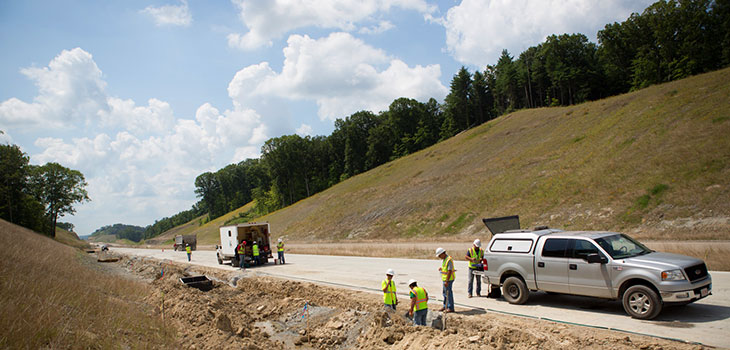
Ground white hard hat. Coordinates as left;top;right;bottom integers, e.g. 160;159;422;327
386;269;395;276
278;238;282;242
435;247;446;256
408;279;417;286
473;239;482;248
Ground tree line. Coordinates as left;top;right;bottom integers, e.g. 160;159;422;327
0;142;89;238
147;0;730;237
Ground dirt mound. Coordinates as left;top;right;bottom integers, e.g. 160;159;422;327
115;256;704;350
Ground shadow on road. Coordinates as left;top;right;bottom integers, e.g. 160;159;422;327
493;292;730;324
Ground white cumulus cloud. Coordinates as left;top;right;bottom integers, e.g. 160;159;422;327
441;0;655;67
141;0;192;27
227;0;436;50
0;48;106;129
228;32;447;120
295;124;313;136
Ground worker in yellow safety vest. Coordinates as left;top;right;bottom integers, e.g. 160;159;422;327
277;238;285;264
436;247;455;312
408;279;428;326
382;269;397;310
252;241;260;266
237;241;246;269
185;244;192;262
465;239;484;298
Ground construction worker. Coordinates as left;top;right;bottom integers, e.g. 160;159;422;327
408;279;428;326
277;238;285;264
465;239;484;298
382;269;397;310
185;244;192;262
252;241;260;266
436;247;455;313
237;240;246;269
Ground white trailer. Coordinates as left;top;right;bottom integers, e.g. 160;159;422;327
216;222;273;266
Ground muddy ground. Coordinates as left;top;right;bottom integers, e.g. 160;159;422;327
112;255;704;350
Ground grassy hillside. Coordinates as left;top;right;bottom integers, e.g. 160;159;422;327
145;202;255;246
54;227;91;249
252;68;729;241
0;219;174;348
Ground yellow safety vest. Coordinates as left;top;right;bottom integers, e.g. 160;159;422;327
382;279;396;305
468;247;483;269
412;287;428;311
237;244;245;255
441;256;455;281
185;246;191;254
252;244;259;257
277;242;284;252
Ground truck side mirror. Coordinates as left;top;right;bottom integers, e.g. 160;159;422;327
586;253;608;264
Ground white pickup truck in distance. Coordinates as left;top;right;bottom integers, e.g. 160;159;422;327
478;216;712;319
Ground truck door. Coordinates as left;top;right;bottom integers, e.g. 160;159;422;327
535;238;571;293
568;239;612;298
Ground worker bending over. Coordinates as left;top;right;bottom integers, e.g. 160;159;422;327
382;269;397;310
436;247;455;312
408;279;428;326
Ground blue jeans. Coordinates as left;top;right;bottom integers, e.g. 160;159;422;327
187;253;191;261
239;255;246;268
413;309;428;326
442;281;454;310
468;268;481;295
254;255;260;266
278;251;285;264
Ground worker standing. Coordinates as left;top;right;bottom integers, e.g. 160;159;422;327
237;240;246;269
252;241;260;266
277;238;285;264
408;279;428;326
382;269;397;310
465;239;484;298
185;244;192;262
436;247;455;313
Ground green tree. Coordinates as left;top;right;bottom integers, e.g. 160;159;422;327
442;66;472;138
29;163;90;237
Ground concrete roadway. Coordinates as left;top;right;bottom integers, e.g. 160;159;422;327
112;247;730;348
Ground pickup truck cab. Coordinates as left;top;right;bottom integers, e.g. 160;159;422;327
479;228;712;319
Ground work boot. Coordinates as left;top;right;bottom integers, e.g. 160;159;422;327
468;294;473;298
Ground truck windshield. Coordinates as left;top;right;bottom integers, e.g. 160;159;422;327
594;234;652;259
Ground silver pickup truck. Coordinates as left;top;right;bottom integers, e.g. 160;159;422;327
477;216;712;319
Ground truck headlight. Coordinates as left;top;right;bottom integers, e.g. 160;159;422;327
661;269;686;281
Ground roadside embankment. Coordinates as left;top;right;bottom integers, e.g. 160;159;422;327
0;219;174;349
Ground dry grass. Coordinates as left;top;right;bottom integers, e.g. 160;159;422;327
0;219;175;349
644;241;730;271
288;240;730;271
54;226;91;250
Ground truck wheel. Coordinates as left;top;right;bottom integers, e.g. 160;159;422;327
623;285;662;319
217;254;223;265
487;284;502;298
503;277;529;304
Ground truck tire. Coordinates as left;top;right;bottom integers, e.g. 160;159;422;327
487;284;502;298
503;277;529;304
623;285;662;319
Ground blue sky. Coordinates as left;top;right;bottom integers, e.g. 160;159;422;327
0;0;653;235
